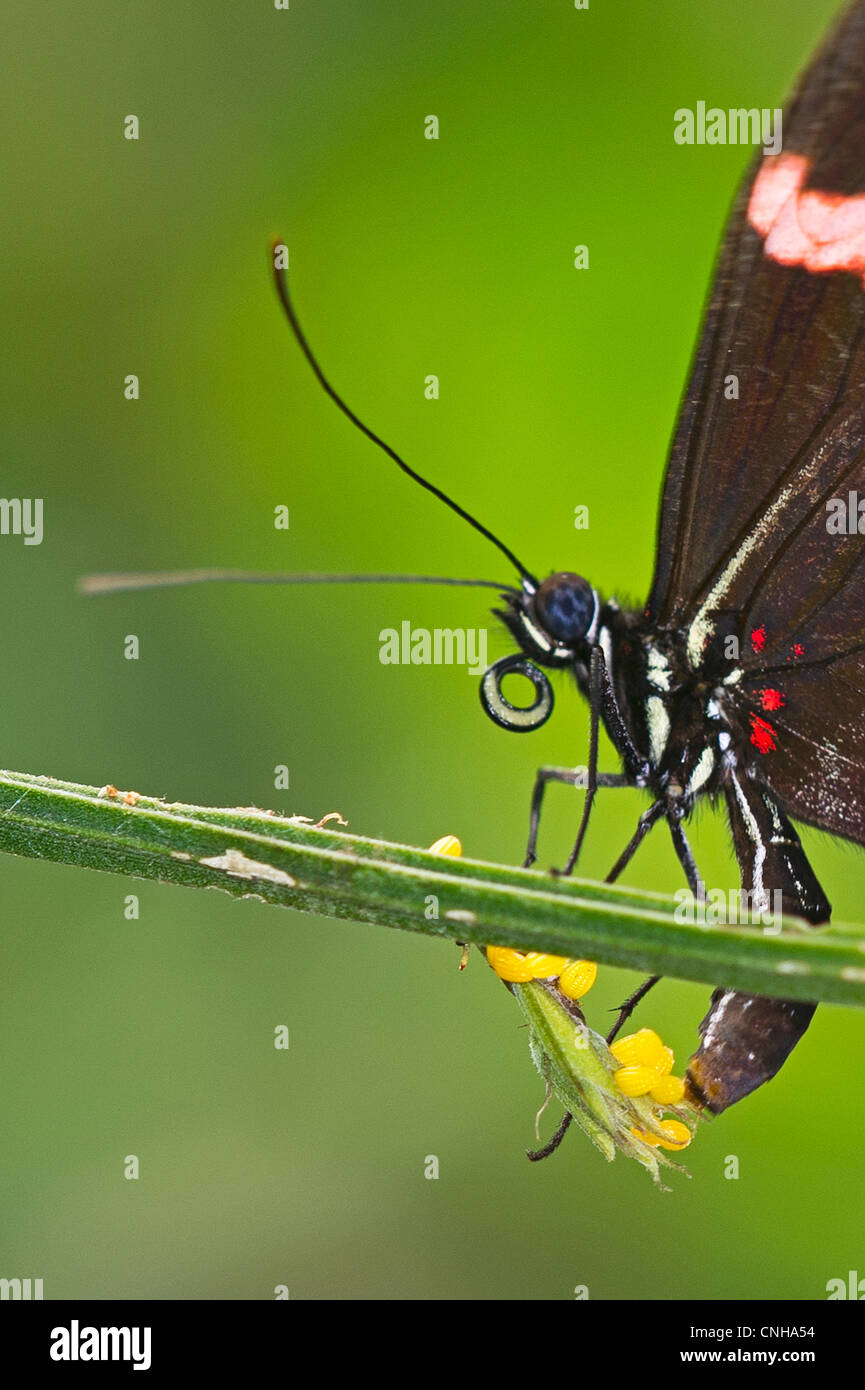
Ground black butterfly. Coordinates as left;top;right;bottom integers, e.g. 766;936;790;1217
84;0;865;1130
486;0;865;1116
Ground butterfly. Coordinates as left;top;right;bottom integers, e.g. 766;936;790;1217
83;0;865;1130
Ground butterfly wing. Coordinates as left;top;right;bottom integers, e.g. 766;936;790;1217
643;1;865;1109
650;0;865;864
648;0;865;837
649;0;865;639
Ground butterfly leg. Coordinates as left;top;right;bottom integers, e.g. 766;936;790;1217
552;645;606;877
523;767;628;869
606;976;661;1045
602;801;704;1044
666;800;706;900
589;798;668;1040
526;1110;573;1162
549;645;649;876
603;798;665;882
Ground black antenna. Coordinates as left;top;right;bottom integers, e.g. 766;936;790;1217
79;570;518;596
270;240;537;586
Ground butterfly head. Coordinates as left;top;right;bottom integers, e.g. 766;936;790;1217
480;572;598;732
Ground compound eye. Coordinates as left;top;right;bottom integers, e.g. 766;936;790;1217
533;572;595;646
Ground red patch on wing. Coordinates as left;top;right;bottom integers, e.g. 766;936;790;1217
750;625;766;653
758;688;784;711
748;153;865;287
749;714;777;754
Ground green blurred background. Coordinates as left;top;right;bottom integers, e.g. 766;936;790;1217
0;0;858;1300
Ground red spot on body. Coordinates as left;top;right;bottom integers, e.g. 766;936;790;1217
748;153;865;287
791;643;804;658
749;713;777;754
750;625;766;653
759;688;784;711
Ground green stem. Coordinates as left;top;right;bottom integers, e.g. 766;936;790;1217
0;769;863;1006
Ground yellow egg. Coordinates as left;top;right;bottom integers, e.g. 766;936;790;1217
656;1119;691;1151
428;835;462;857
630;1127;661;1148
613;1064;658;1097
610;1028;665;1068
485;946;535;983
650;1074;686;1105
655;1045;675;1078
558;959;598;1000
523;952;570;979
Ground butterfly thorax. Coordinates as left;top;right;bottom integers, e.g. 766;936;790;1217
594;603;740;803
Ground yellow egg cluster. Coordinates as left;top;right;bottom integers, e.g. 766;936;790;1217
426;834;692;1158
485;946;598;1000
611;1028;690;1151
427;834;597;1000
